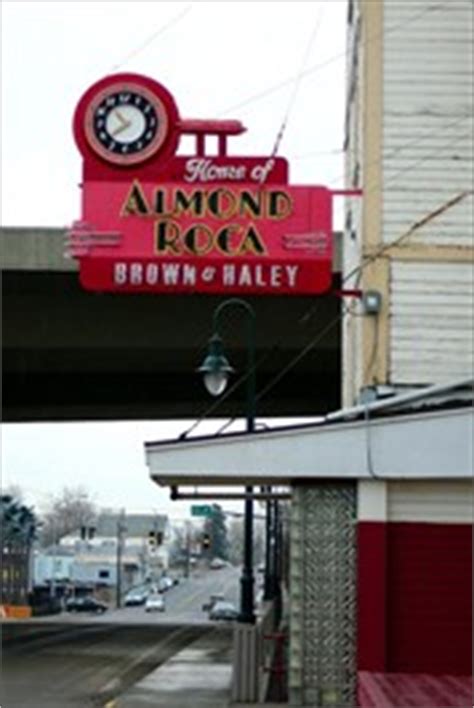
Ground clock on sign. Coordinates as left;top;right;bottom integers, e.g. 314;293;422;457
84;83;168;165
73;73;180;168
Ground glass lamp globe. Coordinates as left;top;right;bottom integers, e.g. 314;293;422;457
198;334;234;397
203;370;229;397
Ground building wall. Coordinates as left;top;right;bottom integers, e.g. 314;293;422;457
1;544;31;605
289;483;357;706
343;0;474;404
386;521;471;674
390;260;473;384
344;2;473;681
33;553;74;585
72;560;117;586
382;1;473;250
346;2;474;674
357;480;472;675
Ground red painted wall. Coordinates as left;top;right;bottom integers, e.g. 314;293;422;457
357;522;388;671
386;522;472;675
358;522;472;675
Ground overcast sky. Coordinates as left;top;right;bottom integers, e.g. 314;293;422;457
1;1;347;519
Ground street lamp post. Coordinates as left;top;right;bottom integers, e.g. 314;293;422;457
263;487;275;601
198;298;256;624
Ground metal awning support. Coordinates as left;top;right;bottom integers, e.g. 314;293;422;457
170;486;292;501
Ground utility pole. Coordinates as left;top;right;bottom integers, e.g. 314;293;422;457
152;515;158;583
50;519;57;600
184;520;191;578
116;509;126;609
263;486;275;601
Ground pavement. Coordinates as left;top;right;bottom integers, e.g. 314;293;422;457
112;629;284;708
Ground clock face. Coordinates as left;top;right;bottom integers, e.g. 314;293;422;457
84;84;169;165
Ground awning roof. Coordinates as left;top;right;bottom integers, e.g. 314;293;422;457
145;403;473;487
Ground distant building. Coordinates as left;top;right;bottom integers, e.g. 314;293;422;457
33;545;75;586
34;512;170;597
70;512;169;591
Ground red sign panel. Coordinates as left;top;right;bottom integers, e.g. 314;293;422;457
82;155;289;185
71;180;332;295
69;73;336;296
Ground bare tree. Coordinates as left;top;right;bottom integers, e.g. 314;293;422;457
227;516;265;566
39;486;97;547
227;518;244;565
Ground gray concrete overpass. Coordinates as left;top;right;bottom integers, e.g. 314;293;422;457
1;227;343;422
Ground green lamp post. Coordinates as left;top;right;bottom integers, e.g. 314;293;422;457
198;298;256;624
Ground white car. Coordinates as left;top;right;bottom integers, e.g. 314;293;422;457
145;594;165;612
157;576;174;592
124;589;148;606
209;600;239;621
202;593;225;612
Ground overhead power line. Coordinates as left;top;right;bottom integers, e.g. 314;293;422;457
218;3;449;118
109;5;193;73
180;188;472;439
266;7;324;163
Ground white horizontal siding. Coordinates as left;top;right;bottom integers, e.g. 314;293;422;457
390;261;474;385
381;1;473;247
388;481;473;524
383;116;472;143
382;197;473;247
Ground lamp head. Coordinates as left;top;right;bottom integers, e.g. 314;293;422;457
198;334;234;396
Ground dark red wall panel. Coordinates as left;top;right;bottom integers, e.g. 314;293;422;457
386;522;472;675
358;521;472;676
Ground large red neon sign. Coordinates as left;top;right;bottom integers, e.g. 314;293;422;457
69;73;335;296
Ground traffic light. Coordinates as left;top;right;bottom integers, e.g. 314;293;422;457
202;533;211;549
148;530;163;547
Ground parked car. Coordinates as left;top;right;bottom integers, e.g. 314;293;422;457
202;593;225;612
157;576;174;593
124;589;148;606
209;557;226;570
65;596;108;614
209;600;239;621
145;594;165;612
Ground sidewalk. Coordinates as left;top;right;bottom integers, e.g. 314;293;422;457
112;631;284;708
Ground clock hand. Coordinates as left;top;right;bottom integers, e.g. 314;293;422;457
114;109;129;126
111;121;132;137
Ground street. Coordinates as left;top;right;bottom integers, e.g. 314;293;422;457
121;563;241;625
1;566;241;707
